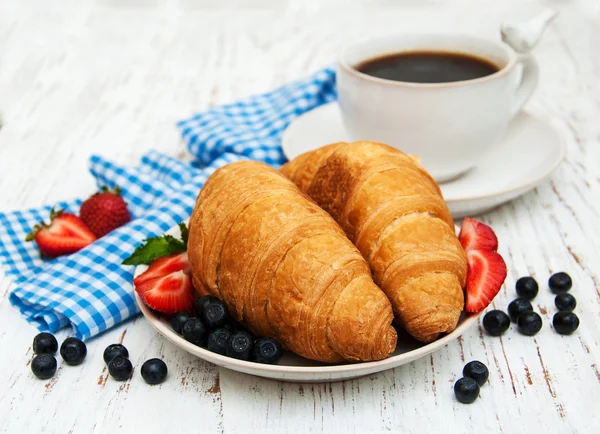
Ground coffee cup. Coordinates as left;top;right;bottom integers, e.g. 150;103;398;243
336;33;539;182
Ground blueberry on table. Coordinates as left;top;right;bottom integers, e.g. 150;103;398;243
226;331;253;361
194;295;219;319
171;311;190;335
31;354;57;380
141;358;168;385
108;356;133;381
517;311;543;336
553;312;579;335
60;337;87;365
202;299;229;329
554;293;576;312
462;361;489;387
454;377;480;404
103;344;129;364
253;338;283;365
482;310;510;336
207;328;231;355
182;318;208;347
507;298;533;322
32;332;58;355
549;272;572;294
515;276;538;300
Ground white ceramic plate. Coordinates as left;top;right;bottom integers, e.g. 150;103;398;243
134;223;481;383
281;102;566;218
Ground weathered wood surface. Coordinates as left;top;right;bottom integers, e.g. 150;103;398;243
0;0;598;432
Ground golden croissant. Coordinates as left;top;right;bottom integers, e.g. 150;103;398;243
281;141;467;343
187;160;397;363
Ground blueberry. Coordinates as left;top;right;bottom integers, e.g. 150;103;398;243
508;298;533;322
517;311;543;336
454;377;480;404
194;295;219;318
60;337;87;365
223;319;244;333
108;356;133;381
31;354;57;380
171;311;190;335
549;272;572;294
554;293;576;312
103;344;129;364
482;310;510;336
141;358;168;385
207;328;231;355
182;318;208;347
202;299;229;329
553;312;579;335
226;331;253;361
515;276;538;300
463;361;489;386
32;332;58;355
253;338;282;364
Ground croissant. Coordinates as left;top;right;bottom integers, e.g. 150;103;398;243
187;160;397;363
281;141;467;343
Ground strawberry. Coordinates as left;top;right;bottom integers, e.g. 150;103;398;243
134;271;193;315
133;252;190;287
465;249;508;313
25;208;97;257
80;186;131;238
458;217;499;251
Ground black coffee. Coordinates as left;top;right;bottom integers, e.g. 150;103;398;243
356;51;499;84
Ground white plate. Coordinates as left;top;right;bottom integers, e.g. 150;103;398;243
134;223;481;383
281;102;566;218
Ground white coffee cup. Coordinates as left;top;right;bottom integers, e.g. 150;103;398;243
336;33;539;182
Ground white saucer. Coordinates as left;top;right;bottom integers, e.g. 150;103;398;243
281;102;566;218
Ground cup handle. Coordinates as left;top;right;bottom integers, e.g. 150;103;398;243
510;54;539;117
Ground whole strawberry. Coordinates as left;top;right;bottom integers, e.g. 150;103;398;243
80;186;131;238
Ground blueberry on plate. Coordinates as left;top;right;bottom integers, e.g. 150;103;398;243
507;298;533;322
463;361;489;387
108;356;133;381
31;354;57;380
553;312;579;335
182;318;208;347
207;328;231;355
549;272;572;294
171;311;190;335
60;337;87;365
32;332;58;355
253;338;282;365
454;377;480;404
194;295;219;319
517;311;542;336
554;293;576;312
515;276;538;300
226;331;253;361
141;358;168;385
201;299;229;329
482;310;510;336
103;344;129;364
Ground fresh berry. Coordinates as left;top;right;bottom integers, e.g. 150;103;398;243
454;377;480;404
201;299;229;329
465;249;507;313
253;338;283;364
171;311;190;335
182;318;208;347
108;356;133;381
194;295;219;318
31;354;57;380
135;271;193;315
226;331;253;361
80;186;131;238
515;276;538;300
482;310;510;336
207;328;231;355
32;332;58;355
25;209;96;257
553;312;579;335
60;337;87;365
459;218;499;251
554;293;576;312
141;358;168;385
463;361;489;386
549;272;572;294
507;298;533;322
517;311;543;336
103;344;129;364
133;252;190;287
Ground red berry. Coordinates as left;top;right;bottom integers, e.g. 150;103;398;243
135;271;193;315
459;218;499;251
80;186;131;238
133;252;190;287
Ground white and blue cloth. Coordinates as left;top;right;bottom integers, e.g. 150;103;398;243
0;67;336;340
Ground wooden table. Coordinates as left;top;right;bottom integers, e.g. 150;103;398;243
1;0;598;432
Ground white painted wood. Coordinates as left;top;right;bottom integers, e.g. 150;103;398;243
0;0;598;432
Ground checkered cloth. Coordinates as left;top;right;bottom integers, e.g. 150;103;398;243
0;67;336;339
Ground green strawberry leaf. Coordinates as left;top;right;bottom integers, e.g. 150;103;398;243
178;222;189;248
122;222;189;266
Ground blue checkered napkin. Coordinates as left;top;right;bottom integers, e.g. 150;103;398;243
0;151;244;339
178;67;337;167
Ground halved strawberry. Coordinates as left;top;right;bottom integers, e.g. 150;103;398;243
465;249;508;313
133;252;190;287
459;218;499;252
135;271;193;315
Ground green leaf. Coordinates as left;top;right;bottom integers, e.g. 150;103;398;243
122;235;185;266
178;222;189;248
